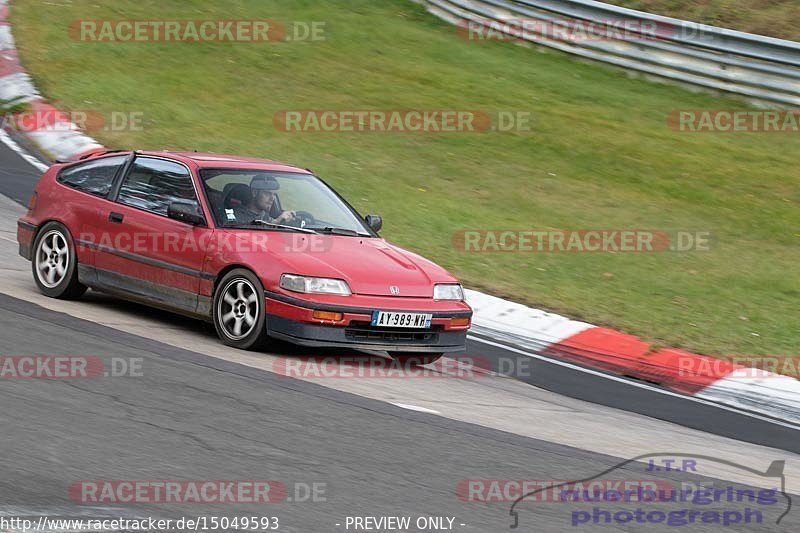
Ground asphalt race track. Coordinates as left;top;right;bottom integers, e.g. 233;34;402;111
1;138;798;532
0;135;43;205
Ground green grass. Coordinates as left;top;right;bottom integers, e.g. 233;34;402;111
607;1;800;41
11;0;799;360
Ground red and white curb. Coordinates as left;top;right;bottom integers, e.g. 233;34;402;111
466;290;800;425
0;1;103;162
1;1;796;427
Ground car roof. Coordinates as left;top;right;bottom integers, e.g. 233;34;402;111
81;150;312;174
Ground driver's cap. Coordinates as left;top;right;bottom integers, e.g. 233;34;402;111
250;174;280;191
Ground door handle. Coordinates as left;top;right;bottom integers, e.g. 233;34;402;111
109;212;124;224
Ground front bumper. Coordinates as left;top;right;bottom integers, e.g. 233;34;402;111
267;315;467;352
264;290;471;353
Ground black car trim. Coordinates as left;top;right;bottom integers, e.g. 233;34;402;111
78;264;212;320
19;243;32;261
264;289;473;318
76;239;215;281
267;315;466;352
17;221;37;261
17;220;38;232
107;151;137;201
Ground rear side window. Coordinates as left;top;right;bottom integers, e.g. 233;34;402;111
57;155;127;198
117;157;197;216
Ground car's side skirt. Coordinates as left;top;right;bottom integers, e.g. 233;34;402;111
75;239;215;281
78;264;212;321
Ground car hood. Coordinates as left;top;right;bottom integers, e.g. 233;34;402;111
250;234;457;297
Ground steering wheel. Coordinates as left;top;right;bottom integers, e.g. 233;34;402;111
291;210;315;229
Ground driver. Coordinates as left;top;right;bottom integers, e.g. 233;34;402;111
234;174;296;225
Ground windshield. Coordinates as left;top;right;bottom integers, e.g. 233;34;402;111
200;169;372;235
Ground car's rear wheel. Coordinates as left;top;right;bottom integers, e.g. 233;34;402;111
389;353;443;367
31;222;86;300
213;269;269;350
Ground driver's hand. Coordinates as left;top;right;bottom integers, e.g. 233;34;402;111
275;210;296;224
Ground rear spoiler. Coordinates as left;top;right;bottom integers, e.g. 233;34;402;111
56;148;128;164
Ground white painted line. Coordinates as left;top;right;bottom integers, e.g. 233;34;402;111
467;334;800;431
392;403;441;415
0;128;48;172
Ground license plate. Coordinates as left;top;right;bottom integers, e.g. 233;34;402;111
371;311;432;328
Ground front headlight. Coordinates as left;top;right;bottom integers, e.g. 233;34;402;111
433;283;465;301
280;274;352;296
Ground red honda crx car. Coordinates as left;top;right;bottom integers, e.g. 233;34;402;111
17;151;472;364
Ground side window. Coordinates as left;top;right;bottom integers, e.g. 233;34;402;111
57;155;127;198
117;157;197;216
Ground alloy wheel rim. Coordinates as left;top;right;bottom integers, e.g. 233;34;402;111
36;230;69;289
218;278;259;340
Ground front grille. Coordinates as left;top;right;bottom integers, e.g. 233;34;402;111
344;325;439;344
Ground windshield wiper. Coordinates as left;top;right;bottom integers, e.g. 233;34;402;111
250;220;319;234
313;226;371;237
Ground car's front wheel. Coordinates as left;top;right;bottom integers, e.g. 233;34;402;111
31;221;86;300
389;352;443;367
213;269;269;350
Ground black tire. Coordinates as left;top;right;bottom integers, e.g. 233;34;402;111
213;268;270;350
31;221;87;300
389;352;444;367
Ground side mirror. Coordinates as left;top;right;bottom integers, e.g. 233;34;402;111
364;214;382;232
168;201;205;226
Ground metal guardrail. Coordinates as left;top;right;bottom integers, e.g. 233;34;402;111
416;0;800;106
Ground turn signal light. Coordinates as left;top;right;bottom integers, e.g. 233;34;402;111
450;317;471;327
312;310;343;321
